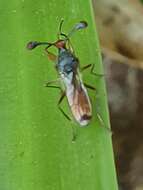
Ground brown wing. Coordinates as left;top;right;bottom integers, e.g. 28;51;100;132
71;84;92;126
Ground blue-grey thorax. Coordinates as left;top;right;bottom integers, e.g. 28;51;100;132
56;48;78;77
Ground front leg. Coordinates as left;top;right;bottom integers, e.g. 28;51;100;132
45;46;57;62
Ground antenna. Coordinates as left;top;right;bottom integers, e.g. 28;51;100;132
26;21;88;50
58;20;88;41
27;41;52;50
66;21;88;40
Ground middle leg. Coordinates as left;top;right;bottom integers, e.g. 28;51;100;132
81;63;104;77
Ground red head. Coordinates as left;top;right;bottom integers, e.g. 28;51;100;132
54;40;66;49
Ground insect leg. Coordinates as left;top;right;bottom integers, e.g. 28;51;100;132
45;46;57;62
58;92;71;121
96;113;112;135
81;64;104;77
45;83;76;140
90;64;104;77
57;19;69;39
84;82;96;91
81;64;92;72
84;81;110;134
57;20;75;54
67;39;75;54
57;19;64;39
45;82;71;120
58;92;77;142
44;79;60;88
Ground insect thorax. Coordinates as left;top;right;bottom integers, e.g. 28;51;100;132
56;48;78;77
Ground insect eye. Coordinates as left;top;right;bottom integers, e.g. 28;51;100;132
55;40;65;48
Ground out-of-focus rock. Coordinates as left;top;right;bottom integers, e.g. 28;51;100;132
103;54;143;190
93;0;143;68
93;0;143;189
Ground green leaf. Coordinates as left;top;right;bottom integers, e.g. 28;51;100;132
0;0;118;190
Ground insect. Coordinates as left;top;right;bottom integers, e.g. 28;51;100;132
27;20;96;126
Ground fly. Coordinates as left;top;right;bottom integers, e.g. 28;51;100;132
27;20;96;126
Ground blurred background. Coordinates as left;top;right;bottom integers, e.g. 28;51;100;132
93;0;143;189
